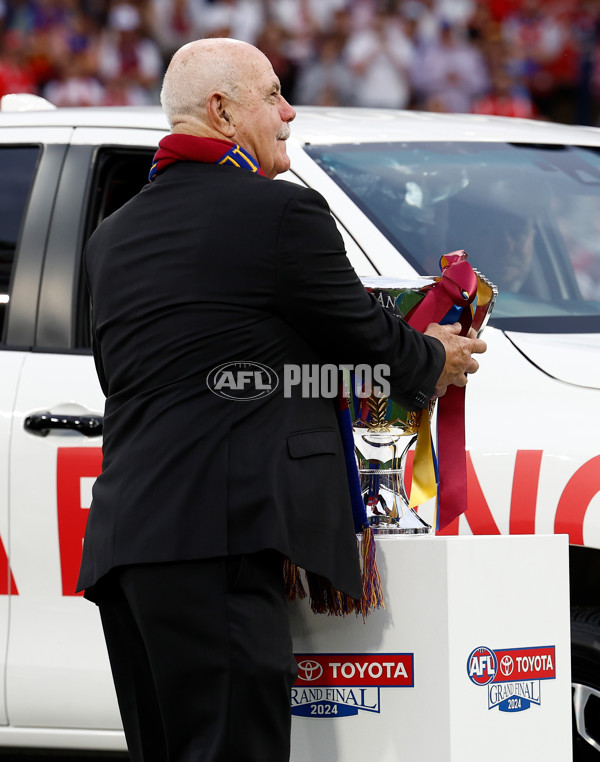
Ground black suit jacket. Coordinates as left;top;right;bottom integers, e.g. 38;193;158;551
77;162;445;600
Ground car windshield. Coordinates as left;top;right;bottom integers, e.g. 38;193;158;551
305;141;600;333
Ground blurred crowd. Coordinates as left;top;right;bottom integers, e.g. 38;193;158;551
1;0;600;124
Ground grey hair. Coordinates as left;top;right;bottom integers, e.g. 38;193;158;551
160;39;245;128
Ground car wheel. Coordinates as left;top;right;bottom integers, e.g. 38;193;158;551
572;607;600;760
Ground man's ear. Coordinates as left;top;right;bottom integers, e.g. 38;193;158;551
206;92;236;138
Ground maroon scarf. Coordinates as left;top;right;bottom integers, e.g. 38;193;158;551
148;134;266;181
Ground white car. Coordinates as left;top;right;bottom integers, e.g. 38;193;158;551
0;97;599;759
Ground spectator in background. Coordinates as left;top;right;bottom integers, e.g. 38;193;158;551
399;0;440;48
255;19;297;99
344;7;414;109
501;0;571;120
571;0;600;126
293;31;355;106
98;2;162;105
410;19;489;112
435;0;475;28
0;30;37;98
471;65;535;117
487;0;522;22
43;47;105;105
327;5;353;50
15;5;61;93
465;0;497;49
267;0;320;79
271;0;346;43
195;0;264;45
149;0;201;68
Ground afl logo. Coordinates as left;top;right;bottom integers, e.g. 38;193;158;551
297;660;324;682
207;361;279;401
467;646;497;686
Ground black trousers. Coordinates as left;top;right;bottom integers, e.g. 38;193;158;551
96;551;298;762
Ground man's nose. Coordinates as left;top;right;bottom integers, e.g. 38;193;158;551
281;97;296;122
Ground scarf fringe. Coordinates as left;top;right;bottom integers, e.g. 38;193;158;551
283;527;384;619
283;556;307;601
359;525;384;617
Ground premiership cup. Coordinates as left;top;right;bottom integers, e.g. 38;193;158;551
351;268;496;534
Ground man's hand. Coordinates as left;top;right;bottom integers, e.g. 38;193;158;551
425;322;487;398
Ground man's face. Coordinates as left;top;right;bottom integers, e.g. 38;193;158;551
500;221;536;292
474;218;536;293
229;53;296;179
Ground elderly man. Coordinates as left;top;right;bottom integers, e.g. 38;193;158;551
77;38;485;762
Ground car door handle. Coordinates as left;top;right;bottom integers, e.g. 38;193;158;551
24;411;104;437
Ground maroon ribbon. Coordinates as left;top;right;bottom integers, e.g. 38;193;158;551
406;251;478;531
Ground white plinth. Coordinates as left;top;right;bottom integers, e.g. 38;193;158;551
289;534;572;762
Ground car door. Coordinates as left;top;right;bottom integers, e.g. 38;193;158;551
0;134;49;729
0;354;21;729
6;130;160;739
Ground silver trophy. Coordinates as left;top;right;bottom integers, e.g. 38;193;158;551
352;270;497;534
351;372;432;535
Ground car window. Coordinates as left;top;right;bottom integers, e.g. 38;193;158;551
0;146;40;343
87;148;154;232
77;148;155;348
305;142;600;333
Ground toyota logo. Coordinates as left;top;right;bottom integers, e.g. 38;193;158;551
297;660;323;682
500;655;514;677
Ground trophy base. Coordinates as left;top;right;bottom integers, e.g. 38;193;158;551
369;507;432;535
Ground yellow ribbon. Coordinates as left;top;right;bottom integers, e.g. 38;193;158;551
408;408;437;509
